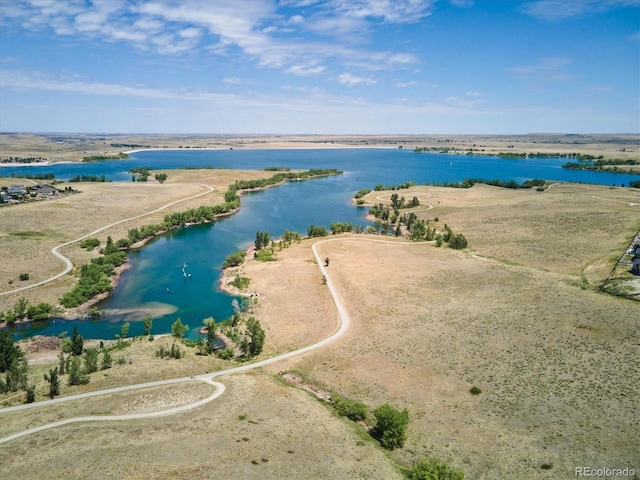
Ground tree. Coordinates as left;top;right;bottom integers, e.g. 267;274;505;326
372;403;409;450
44;367;60;399
143;316;153;336
0;330;28;393
171;318;189;338
58;351;66;375
25;384;36;404
120;322;131;339
71;326;84;356
101;350;112;370
14;297;29;319
67;356;89;386
245;317;265;357
84;348;99;374
411;458;465;480
202;317;217;353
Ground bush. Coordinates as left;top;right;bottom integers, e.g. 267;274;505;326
469;386;482;395
412;458;465;480
372;403;409;450
222;250;246;268
19;273;30;281
332;394;368;421
217;347;234;360
255;249;276;262
230;275;250;290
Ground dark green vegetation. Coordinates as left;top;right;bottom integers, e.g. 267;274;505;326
0;172;56;180
79;237;100;250
69;174;110;182
0;298;57;324
82;153;128;162
411;458;465;480
0;330;28;395
629;179;640;189
1;156;48;164
223;250;246;268
229;275;250;290
372;403;410;450
60;237;127;307
563;158;639;174
425;178;546;189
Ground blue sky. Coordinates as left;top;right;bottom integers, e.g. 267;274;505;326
0;0;638;134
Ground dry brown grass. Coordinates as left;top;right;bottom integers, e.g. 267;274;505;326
245;183;639;478
2;169;639;478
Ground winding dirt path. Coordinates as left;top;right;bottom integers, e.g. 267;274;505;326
0;184;215;297
0;237;429;445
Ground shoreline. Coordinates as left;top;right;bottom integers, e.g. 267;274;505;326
11;172;339;331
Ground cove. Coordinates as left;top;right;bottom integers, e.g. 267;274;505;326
5;148;639;340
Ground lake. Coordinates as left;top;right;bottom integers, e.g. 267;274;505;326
5;148;639;340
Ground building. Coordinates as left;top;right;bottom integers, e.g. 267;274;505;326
30;184;60;196
7;184;27;198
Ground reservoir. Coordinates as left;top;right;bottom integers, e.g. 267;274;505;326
5;149;639;340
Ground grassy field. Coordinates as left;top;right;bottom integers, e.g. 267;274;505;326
1;132;638;160
1;172;639;478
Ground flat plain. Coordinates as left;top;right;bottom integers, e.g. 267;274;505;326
1;134;639;479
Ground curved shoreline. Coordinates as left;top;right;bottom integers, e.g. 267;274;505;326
0;237;429;444
0;184;216;299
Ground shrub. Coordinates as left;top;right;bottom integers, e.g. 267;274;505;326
469;386;482;395
332;393;368;421
223;250;246;268
372;403;409;450
412;458;465;480
230;275;250;290
217;347;235;360
19;273;30;281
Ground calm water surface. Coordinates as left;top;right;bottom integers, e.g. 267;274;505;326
6;149;638;339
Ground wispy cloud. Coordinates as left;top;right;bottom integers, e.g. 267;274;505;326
522;0;640;21
0;1;422;76
337;72;377;86
508;56;574;82
395;81;418;88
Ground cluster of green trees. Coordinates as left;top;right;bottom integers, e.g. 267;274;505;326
426;178;546;189
230;168;342;194
82;153;128;162
374;181;415;191
0;297;57;324
230;275;250;290
263;166;291;171
223;250;246;268
79;237;100;250
60;237;127;307
329;222;354;234
0;172;56;180
155;173;168;183
563;159;639;174
0;330;29;396
354;188;371;199
156;342;183;359
129;167;151;181
2;156;48;164
307;224;328;238
69;175;110;182
218;314;265;359
254;230;271;250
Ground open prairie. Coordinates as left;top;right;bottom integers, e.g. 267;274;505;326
1;177;639;479
1;132;638;161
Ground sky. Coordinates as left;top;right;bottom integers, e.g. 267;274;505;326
0;0;638;134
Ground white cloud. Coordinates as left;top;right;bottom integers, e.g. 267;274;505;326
395;81;417;88
337;72;377;86
508;57;574;82
522;0;640;21
286;64;327;75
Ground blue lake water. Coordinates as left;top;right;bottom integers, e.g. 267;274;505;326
5;149;639;340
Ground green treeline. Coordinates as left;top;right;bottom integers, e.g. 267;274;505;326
562;158;639;174
69;175;111;182
230;168;342;193
0;172;56;180
60;237;126;307
425;178;546;189
82;153;129;162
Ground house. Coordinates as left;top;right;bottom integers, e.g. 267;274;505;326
7;184;27;198
0;191;8;203
30;184;60;196
632;257;640;276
